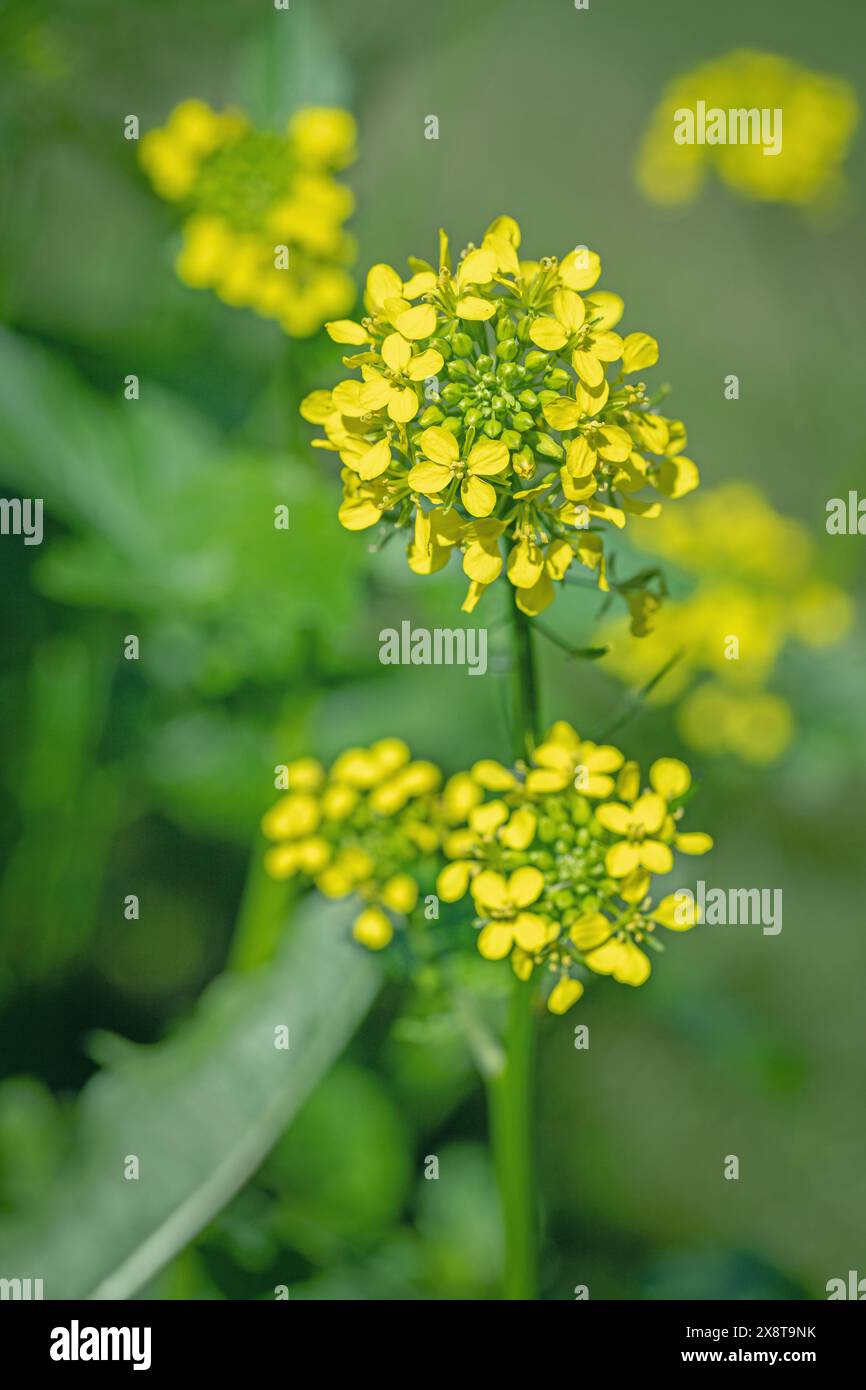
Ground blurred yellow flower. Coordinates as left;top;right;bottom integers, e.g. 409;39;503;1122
638;51;859;210
139;99;357;336
602;483;853;763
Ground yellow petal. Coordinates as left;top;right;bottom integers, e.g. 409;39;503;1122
437;860;474;902
357;438;392;479
543;398;583;431
419;425;460;466
652;892;698;930
458;247;497;285
406;348;444;381
571;349;605;388
507;537;545;589
605;841;641;877
621;332;659;374
408;461;451;494
461;474;497;517
639;839;673;873
529;316;568;351
470;801;509;836
513;911;548;952
631;792;666;834
366;263;403;311
477;922;515;960
649;757;691;800
456;295;497;321
675;832;714;855
499;807;537;850
508;866;545;908
559;247;601;291
381;332;412;373
570;912;612;950
467;438;509;476
471;759;517;791
387;386;419;423
548;977;584;1014
595;801;632;835
326;319;370;345
395;303;436;339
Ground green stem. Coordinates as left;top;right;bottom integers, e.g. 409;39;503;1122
485;584;542;1299
227;840;293;973
487;977;538;1299
509;586;540;759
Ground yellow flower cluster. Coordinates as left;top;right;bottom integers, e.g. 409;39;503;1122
139;99;357;336
435;722;712;1013
261;742;443;949
300;216;699;616
638;50;859;208
602;483;853;763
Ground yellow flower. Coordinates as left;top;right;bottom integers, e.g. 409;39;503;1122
408;427;510;518
140;100;357;337
302;215;700;618
526;722;624;798
471;867;549;959
637;50;859;210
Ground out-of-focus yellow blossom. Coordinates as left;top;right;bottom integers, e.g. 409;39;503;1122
262;741;442;948
300;215;700;617
435;722;712;1013
602;483;853;763
638;51;859;210
139;99;357;336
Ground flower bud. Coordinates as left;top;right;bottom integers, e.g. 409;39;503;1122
496;338;519;361
451;331;474;357
523;350;548;373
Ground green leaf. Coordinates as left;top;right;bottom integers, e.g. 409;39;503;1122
0;897;380;1299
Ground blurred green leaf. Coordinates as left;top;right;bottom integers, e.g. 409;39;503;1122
0;897;379;1298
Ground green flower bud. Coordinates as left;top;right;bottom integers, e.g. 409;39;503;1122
441;383;464;405
420;405;445;426
582;895;600;913
518;389;539;409
501;429;521;451
516;316;533;343
430;336;451;360
523;350;548;373
499;362;520;386
491;394;507;413
544;368;571;390
554;889;574;910
529;850;555;870
442;416;463;436
576;827;590;847
532;432;564;461
476;353;494;374
538;817;559;842
482;418;503;439
562;908;580;927
496;338;519;362
554;839;571;856
447;360;473;381
495;315;514;342
511;411;534;433
451;332;474;357
464;407;484;428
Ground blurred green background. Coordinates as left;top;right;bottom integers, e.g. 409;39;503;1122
1;0;864;1300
